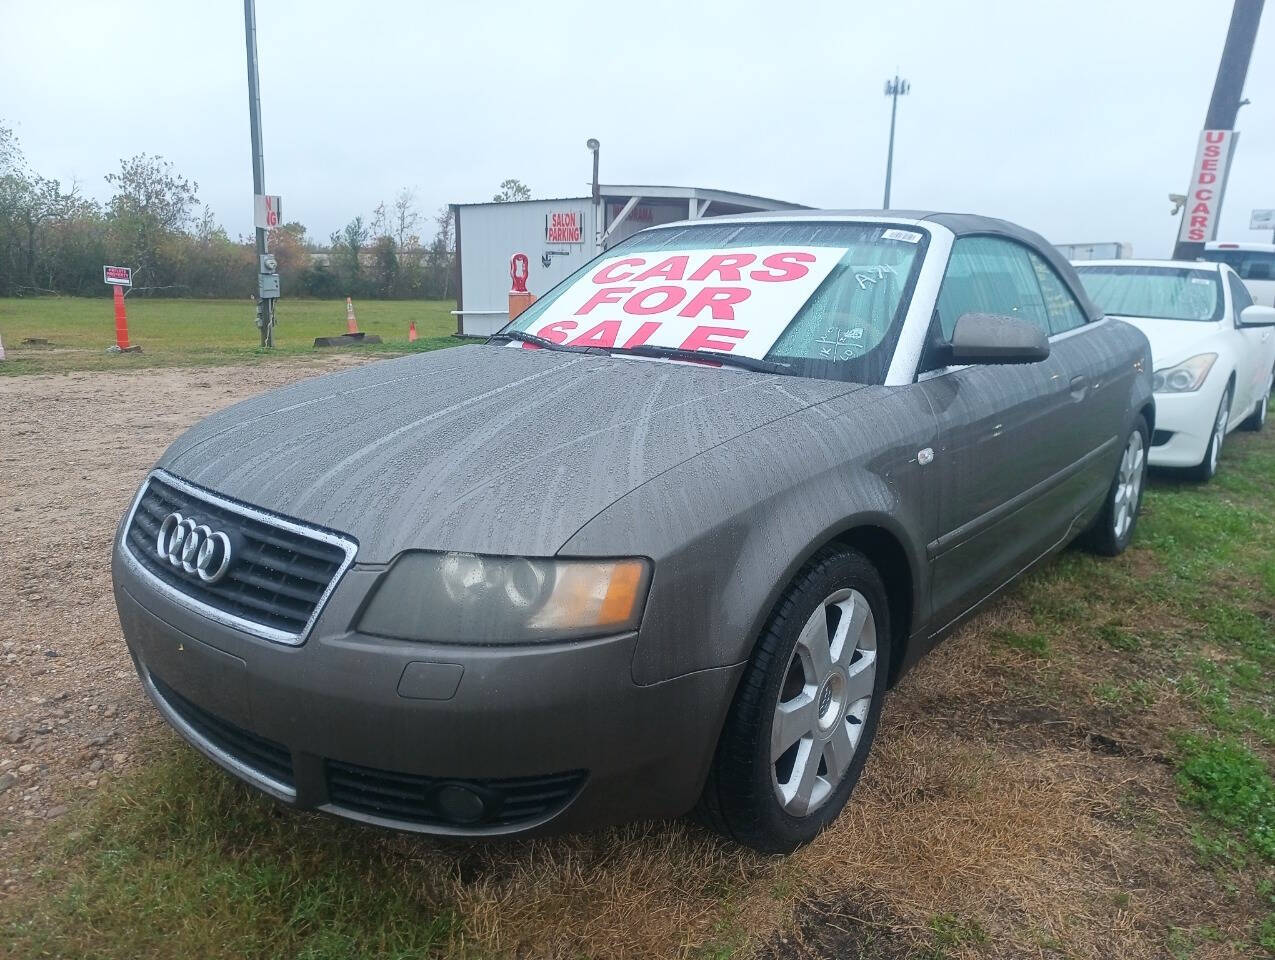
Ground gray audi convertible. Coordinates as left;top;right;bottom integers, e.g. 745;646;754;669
113;211;1153;852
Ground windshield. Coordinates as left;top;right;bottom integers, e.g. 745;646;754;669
498;221;928;384
1075;265;1222;322
1202;249;1275;282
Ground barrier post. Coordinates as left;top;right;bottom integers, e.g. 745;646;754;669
345;297;358;334
113;285;131;350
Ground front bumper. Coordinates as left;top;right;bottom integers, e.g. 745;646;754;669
113;543;742;837
1146;389;1222;468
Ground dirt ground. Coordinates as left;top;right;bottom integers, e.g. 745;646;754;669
0;357;367;873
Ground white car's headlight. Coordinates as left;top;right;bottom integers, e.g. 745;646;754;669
358;552;651;643
1152;353;1217;393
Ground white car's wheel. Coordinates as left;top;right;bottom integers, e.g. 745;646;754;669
1188;386;1231;481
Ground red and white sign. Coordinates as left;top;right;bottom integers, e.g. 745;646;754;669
102;265;132;286
254;194;282;230
516;245;846;357
546;210;584;244
1178;130;1238;244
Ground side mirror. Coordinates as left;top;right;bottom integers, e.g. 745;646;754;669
948;312;1050;365
1239;304;1275;328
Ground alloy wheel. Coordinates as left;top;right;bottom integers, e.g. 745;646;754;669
771;588;877;816
1210;390;1230;475
1112;429;1145;540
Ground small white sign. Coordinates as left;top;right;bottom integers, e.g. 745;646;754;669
545;210;584;244
254;194;282;229
103;265;132;286
881;228;922;244
1177;130;1238;244
1251;209;1275;231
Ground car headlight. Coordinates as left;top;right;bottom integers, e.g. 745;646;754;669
1152;353;1217;393
357;552;651;643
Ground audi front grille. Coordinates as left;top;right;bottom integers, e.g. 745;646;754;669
122;470;357;643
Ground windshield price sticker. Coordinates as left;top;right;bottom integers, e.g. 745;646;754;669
880;228;921;244
518;246;846;357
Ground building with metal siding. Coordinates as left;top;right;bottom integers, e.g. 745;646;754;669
451;186;806;337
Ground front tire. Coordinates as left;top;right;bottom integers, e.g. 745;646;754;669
1083;415;1148;557
697;546;890;854
1187;386;1231;481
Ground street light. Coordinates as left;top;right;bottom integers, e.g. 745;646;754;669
882;76;910;209
586;138;601;252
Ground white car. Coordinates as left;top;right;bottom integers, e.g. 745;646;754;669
1075;259;1275;480
1203;242;1275;308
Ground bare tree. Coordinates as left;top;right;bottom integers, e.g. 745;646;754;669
393;188;421;251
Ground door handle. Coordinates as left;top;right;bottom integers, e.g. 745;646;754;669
1069;375;1088;401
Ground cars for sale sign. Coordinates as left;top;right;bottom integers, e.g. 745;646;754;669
102;265;132;286
1178;130;1238;244
514;246;846;357
545;211;585;244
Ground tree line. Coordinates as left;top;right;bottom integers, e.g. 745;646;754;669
0;121;461;301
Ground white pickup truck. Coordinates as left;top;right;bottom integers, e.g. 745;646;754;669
1204;242;1275;307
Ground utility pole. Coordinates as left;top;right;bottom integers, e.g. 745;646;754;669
243;0;278;347
882;76;910;209
587;138;601;253
1172;0;1264;260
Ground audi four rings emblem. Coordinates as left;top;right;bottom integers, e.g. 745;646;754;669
156;512;233;584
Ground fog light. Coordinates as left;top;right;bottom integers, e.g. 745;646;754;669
434;783;486;824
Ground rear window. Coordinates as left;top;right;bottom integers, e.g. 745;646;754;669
1202;249;1275;282
1075;265;1222;322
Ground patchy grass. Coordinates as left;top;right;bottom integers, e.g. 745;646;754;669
4;409;1275;958
0;296;459;375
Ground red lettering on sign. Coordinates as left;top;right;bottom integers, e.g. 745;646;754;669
577;287;633;314
1201;158;1218;171
1199;172;1216;185
689;253;757;282
678;287;751;321
750;251;815;283
681;326;747;352
571;321;622;348
593;258;645;284
1205;130;1226;143
622;321;661;349
624;286;687;315
1204;144;1221;158
632;256;689;283
1192;202;1211;214
1191;215;1208;227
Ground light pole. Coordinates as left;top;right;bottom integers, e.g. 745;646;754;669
882;76;910;209
243;0;277;347
587;138;601;253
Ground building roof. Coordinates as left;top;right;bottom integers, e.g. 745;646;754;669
453;185;807;211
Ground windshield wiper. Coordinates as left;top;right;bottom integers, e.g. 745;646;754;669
608;344;791;375
488;330;607;355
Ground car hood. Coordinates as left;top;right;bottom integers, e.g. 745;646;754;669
159;345;863;562
1109;315;1222;367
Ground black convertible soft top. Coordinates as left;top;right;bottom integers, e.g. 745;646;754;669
698;208;1103;324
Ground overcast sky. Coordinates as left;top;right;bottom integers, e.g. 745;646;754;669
3;0;1272;256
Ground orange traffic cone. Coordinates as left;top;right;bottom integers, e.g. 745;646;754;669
408;320;418;343
345;297;358;334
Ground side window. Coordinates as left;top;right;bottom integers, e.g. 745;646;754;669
1227;271;1254;321
934;237;1049;341
1027;251;1088;335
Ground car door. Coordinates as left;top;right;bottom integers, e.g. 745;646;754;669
1025;248;1127;511
915;236;1081;630
1226;269;1273;416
